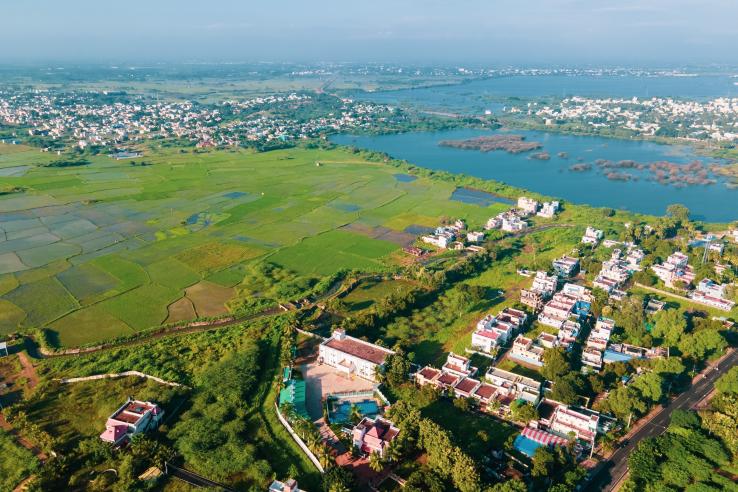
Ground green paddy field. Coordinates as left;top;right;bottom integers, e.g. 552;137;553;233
0;144;507;347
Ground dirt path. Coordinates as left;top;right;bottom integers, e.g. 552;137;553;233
17;352;39;389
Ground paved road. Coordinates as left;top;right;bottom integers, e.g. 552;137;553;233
587;348;738;492
166;463;234;490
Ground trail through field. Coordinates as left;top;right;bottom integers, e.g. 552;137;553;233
17;352;39;389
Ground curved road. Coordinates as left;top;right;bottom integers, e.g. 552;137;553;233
586;348;737;491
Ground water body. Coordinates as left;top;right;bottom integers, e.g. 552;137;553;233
393;173;417;182
351;74;738;114
332;129;737;222
451;187;514;207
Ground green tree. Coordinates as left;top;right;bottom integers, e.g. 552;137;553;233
531;446;555;478
651;309;686;347
542;347;570;381
369;451;384;472
510;400;538;424
715;366;738;395
678;329;726;360
550;373;586;404
631;372;664;403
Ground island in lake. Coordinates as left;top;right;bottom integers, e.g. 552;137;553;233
439;134;542;154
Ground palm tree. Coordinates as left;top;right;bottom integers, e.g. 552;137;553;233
368;451;384;472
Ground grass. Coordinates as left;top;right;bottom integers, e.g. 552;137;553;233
341;278;418;313
0;429;40;491
421;398;517;460
23;376;182;451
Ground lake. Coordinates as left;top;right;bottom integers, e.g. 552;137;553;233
351;74;738;114
332;128;738;222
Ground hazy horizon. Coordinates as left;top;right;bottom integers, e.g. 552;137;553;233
2;0;738;65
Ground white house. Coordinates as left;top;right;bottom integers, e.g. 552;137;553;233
319;330;395;381
581;226;604;246
517;196;540;215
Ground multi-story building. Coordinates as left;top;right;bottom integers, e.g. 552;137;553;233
553;255;580;278
319;329;395;381
485;367;542;405
518;196;540;215
537;201;560;218
581;226;604;246
99;398;164;446
352;417;400;458
509;334;547;366
651;252;695;288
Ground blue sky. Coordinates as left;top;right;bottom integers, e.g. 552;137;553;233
2;0;736;64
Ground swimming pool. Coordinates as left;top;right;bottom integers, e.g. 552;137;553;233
513;435;544;458
328;399;380;423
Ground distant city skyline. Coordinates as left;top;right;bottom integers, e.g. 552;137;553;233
2;0;738;64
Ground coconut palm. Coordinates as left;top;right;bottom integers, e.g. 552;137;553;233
369;451;384;472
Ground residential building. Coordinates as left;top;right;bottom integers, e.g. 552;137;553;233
532;271;558;297
549;405;599;442
651;252;695;288
521;289;546;311
100;398;164;446
689;290;735;311
467;231;485;243
352;417;399;458
485;367;541;405
453;377;482;399
581;226;604;246
518;196;540;215
509;334;547;366
471;308;527;353
269;479;306;492
537;201;560;218
442;353;478;378
696;278;728;299
319;329;395;381
552;255;580;278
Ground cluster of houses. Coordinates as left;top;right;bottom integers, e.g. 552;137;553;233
593;246;644;296
651;252;695;288
415;354;606;451
552;255;580;278
485;196;561;234
470;307;528;353
0;89;401;151
650;251;734;311
521;271;558;311
530;95;738;143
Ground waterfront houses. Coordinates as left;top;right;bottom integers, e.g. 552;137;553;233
537;201;560;218
517;196;540;215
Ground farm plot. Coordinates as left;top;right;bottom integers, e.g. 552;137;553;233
2;276;78;329
99;283;180;330
184;280;235;318
56;263;120;304
50;305;135;347
269;229;398;275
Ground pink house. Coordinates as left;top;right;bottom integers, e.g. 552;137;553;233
100;398;163;446
352;417;400;457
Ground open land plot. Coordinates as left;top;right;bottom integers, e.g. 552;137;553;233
341;277;419;313
22;376;182;451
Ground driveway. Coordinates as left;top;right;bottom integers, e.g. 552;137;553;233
301;362;375;421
